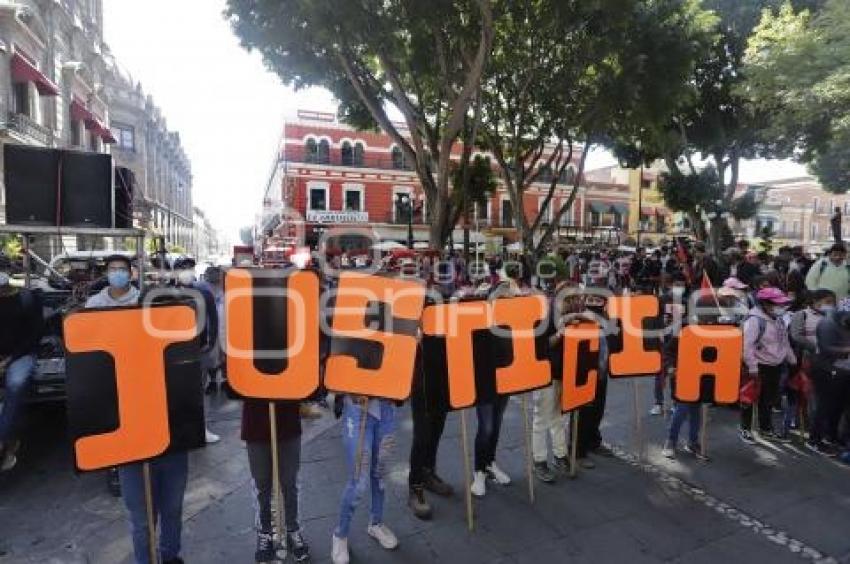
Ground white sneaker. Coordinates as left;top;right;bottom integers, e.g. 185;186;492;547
471;471;487;497
331;534;349;564
367;523;398;550
486;462;511;485
661;440;676;459
649;404;663;416
205;428;220;444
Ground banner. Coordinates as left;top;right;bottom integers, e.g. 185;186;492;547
64;304;204;471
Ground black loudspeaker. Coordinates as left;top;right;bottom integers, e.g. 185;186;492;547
114;167;134;229
4;144;61;225
60;150;113;228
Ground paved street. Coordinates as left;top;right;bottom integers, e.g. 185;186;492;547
1;376;849;564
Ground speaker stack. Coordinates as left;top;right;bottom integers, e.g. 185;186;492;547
3;144;122;228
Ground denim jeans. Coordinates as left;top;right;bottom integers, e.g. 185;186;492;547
0;354;35;442
118;451;189;564
653;372;666;406
667;402;701;446
335;400;395;539
475;396;509;472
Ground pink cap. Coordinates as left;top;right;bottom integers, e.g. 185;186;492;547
755;287;791;304
722;277;748;290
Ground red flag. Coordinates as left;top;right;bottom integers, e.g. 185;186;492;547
677;241;693;284
701;270;720;309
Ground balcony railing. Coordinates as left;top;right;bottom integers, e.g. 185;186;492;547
6;112;51;145
284;152;417;172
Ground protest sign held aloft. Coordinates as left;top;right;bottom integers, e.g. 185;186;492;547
225;268;320;400
64;304;204;471
606;295;662;378
421;295;551;410
560;321;601;412
674;325;743;404
324;272;426;400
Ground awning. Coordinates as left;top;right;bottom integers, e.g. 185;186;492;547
70;97;93;122
86;115;116;143
10;52;59;96
609;203;629;216
587;202;607;214
642;206;669;216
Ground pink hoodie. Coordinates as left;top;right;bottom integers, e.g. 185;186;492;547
742;306;797;374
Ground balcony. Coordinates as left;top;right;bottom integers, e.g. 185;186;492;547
284;152;417;172
6;112;52;146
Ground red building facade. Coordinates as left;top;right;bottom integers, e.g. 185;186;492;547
262;110;633;250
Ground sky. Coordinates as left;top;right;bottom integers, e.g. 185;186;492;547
104;1;808;242
104;0;335;242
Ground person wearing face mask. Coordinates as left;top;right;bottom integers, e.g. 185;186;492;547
650;275;687;416
0;256;43;472
716;277;750;325
789;290;836;454
170;257;220;445
805;243;850;301
740;287;797;444
811;301;850;456
569;287;614;468
86;255;188;564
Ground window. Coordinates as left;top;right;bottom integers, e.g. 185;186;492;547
641;178;651;189
590;211;600;227
305;138;318;163
538;197;552;223
317;139;330;164
309;186;327;210
830;199;836;214
343;184;364;211
811;223;819;239
780;221;786;234
392;146;404;169
394;192;413;223
353;142;364;166
538;165;553;183
476;200;489;220
341;141;353;166
656;215;666;233
111;122;135;150
89;131;99;152
813;197;820;213
792;220;800;234
559;167;575;185
71;119;83;147
13;82;32;116
501;199;513;227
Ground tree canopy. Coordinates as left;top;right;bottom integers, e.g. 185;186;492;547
225;0;494;247
745;0;850;192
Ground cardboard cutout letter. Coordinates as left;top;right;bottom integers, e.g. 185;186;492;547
421;300;492;409
561;322;600;412
64;305;197;471
491;295;552;395
606;295;662;377
675;325;743;404
225;268;320;399
325;273;425;400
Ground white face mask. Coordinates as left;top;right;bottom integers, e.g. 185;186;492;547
670;286;686;297
177;270;195;286
772;306;789;317
0;272;9;287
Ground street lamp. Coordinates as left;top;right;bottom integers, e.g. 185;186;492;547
399;193;414;249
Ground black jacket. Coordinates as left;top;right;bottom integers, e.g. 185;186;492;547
0;288;42;361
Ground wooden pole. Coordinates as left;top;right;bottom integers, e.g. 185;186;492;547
142;462;158;564
521;394;534;504
700;404;709;459
268;403;284;548
460;409;474;531
569;410;580;479
632;378;644;461
354;400;369;479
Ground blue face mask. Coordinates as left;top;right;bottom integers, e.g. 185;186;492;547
108;270;130;289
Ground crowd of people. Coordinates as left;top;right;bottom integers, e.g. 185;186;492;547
4;235;850;563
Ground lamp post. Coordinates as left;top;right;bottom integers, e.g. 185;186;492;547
399;194;414;249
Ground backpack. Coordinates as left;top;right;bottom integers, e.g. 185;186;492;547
745;314;768;350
